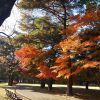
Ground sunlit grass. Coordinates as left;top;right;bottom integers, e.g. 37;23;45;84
0;83;8;87
0;87;9;100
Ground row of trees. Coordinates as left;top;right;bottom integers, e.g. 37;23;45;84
15;0;100;96
0;33;20;85
0;0;100;96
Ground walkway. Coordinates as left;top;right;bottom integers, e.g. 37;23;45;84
4;84;100;100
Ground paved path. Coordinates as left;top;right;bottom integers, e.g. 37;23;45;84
5;84;100;100
13;84;68;100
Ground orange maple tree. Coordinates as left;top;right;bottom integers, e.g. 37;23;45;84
51;7;100;78
15;5;100;81
15;44;57;80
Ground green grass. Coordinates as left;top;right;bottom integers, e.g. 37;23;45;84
0;83;8;87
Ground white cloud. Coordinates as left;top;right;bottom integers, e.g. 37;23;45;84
0;5;21;36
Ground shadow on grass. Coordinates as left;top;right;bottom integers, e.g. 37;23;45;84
73;88;100;100
3;84;100;100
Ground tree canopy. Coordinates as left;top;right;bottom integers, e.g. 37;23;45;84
16;0;100;79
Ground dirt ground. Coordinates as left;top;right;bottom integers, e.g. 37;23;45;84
0;88;9;100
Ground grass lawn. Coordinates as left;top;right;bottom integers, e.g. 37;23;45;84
0;83;8;87
0;83;13;100
0;83;100;100
0;87;9;100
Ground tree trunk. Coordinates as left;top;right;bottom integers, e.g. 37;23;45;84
8;74;13;86
41;79;45;88
48;78;53;91
86;71;89;90
67;76;73;96
63;7;67;29
60;0;67;29
86;81;89;90
67;54;73;96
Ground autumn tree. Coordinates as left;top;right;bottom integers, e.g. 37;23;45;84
15;0;100;96
51;3;100;94
15;44;58;90
15;15;62;90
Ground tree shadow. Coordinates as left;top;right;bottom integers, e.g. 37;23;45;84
3;84;100;100
3;84;66;95
73;88;100;100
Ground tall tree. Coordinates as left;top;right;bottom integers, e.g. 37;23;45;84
18;0;85;29
0;34;19;86
15;16;61;90
16;0;100;96
51;3;100;94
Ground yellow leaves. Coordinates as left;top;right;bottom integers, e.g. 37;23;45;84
82;41;95;47
59;36;80;53
56;66;83;79
55;55;68;63
36;73;47;79
0;56;6;63
36;72;57;80
51;62;67;73
82;61;100;69
51;55;69;74
20;58;32;67
63;67;83;79
57;69;69;78
51;55;71;79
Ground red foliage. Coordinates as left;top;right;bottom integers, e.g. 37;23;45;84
15;7;100;80
51;8;100;78
82;61;100;69
55;55;68;63
15;45;57;80
36;63;57;80
15;45;41;59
